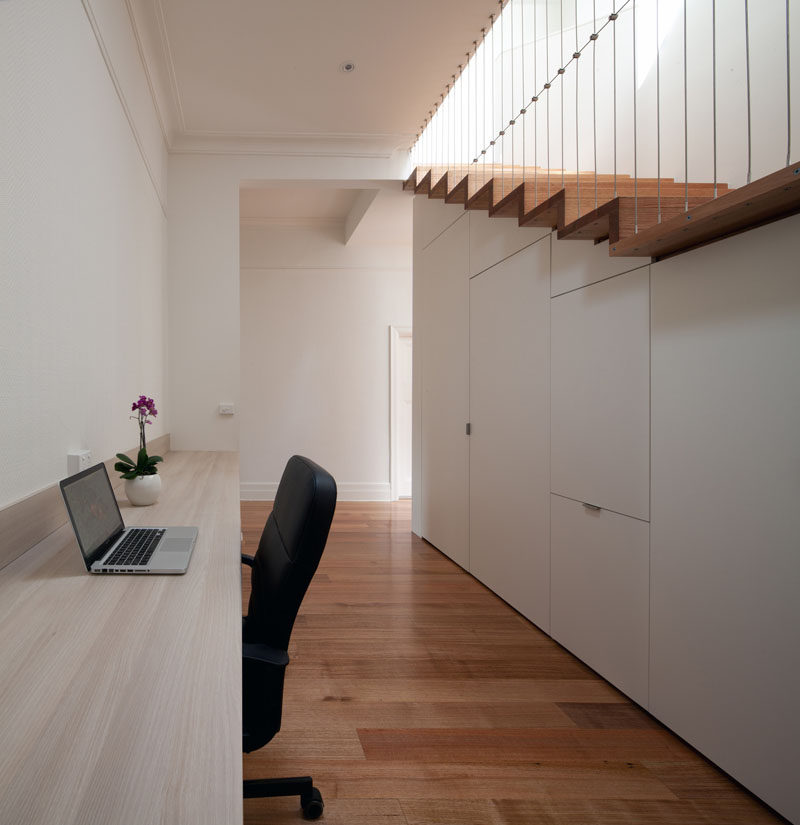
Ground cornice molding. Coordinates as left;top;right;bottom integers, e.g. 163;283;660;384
169;131;413;158
80;0;167;216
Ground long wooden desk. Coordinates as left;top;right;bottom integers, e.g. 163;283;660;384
0;451;242;824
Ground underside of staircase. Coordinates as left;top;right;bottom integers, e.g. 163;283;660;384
404;163;800;260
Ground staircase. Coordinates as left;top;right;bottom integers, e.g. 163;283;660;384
404;163;800;260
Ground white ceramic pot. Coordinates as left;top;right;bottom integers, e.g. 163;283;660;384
125;474;162;506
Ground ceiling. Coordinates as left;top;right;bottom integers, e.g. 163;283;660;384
132;0;500;156
239;187;361;221
239;183;413;245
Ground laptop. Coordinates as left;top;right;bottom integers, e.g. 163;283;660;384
60;462;198;574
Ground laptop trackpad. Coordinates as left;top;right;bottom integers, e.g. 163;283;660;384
162;538;194;553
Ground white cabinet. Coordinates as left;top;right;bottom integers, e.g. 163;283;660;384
650;216;800;825
418;213;470;568
550;266;650;521
469;238;551;630
551;236;647;297
469;209;549;278
414;193;464;253
550;494;650;707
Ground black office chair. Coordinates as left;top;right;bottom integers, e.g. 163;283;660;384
241;455;337;820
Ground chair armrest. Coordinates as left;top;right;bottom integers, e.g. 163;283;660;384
241;554;255;567
242;642;290;668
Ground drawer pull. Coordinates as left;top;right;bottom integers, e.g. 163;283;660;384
582;502;602;512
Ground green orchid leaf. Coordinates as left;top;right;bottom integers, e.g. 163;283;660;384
116;453;135;466
114;462;133;473
147;455;163;465
121;471;139;480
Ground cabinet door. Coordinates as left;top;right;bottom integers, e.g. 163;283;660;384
418;213;470;568
469;238;551;629
650;217;800;824
551;265;650;521
550;494;650;707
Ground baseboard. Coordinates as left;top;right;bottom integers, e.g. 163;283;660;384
241;480;392;502
0;433;171;572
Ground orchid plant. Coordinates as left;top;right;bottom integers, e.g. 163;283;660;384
115;395;163;479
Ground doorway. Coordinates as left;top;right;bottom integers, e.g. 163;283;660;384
390;326;412;499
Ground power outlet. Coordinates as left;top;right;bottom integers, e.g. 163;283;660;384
218;403;235;416
67;450;92;476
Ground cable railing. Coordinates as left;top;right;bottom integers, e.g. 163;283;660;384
406;0;799;257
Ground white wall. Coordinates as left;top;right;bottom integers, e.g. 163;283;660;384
167;155;408;452
0;0;169;509
239;221;412;500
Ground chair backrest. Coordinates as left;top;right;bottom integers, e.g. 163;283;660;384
244;455;337;651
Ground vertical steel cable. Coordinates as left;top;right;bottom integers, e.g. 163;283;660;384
510;0;515;193
683;0;689;208
489;14;497;187
451;76;456;182
519;0;524;187
592;0;598;209
440;94;444;175
633;0;638;232
712;0;717;196
575;0;580;217
534;0;539;204
547;0;551;197
657;0;661;221
744;0;752;184
473;41;478;171
501;0;506;197
483;25;488;184
612;2;618;197
787;0;792;166
560;0;565;188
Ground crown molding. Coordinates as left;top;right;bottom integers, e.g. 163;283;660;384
169;131;414;158
80;0;167;216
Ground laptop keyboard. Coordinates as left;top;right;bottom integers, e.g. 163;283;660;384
104;528;165;567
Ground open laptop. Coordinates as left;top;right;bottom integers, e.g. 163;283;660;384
60;462;198;574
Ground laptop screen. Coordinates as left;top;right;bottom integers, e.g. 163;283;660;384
60;464;125;567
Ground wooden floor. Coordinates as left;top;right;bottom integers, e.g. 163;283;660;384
241;501;782;825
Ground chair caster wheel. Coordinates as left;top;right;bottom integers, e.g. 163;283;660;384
301;786;324;819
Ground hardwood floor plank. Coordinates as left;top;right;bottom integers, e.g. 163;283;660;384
241;501;783;824
280;700;577;730
244;796;407;825
557;702;662;730
245;759;678;801
357;728;694;763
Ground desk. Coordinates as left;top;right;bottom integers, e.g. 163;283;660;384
0;452;243;824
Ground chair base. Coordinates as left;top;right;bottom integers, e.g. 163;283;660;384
243;776;324;820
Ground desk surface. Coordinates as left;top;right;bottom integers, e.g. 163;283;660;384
0;451;243;825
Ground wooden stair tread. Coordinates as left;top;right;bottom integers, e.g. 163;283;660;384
403;164;794;261
609;163;800;258
558;196;715;244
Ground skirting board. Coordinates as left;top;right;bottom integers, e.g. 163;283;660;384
241;481;392;502
0;434;171;572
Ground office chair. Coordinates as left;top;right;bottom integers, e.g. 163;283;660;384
241;455;337;820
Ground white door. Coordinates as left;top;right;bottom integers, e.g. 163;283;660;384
418;214;470;568
468;237;551;629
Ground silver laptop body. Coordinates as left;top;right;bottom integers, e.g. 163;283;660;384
60;463;197;574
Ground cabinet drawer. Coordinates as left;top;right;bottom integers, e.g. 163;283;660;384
550;494;650;707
